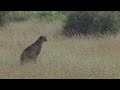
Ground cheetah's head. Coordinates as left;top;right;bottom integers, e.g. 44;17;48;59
39;36;47;42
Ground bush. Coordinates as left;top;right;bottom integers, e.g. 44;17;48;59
2;11;67;24
62;11;120;37
0;11;9;26
35;11;67;23
5;11;33;22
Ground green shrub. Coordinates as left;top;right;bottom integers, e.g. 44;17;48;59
62;11;120;37
0;11;9;26
5;11;33;22
35;11;67;23
2;11;67;24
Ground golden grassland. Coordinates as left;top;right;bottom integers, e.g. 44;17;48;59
0;20;120;79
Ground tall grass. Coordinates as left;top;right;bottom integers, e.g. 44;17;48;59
0;20;120;79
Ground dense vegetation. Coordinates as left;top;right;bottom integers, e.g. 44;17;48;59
63;11;120;37
1;11;120;37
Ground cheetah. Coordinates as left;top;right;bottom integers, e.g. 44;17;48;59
20;36;47;65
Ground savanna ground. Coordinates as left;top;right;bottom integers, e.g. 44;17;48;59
0;19;120;79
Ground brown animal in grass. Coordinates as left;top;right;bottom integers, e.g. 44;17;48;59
20;36;47;65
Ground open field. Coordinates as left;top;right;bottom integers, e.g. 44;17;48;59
0;20;120;79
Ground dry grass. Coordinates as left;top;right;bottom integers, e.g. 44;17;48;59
0;20;120;79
